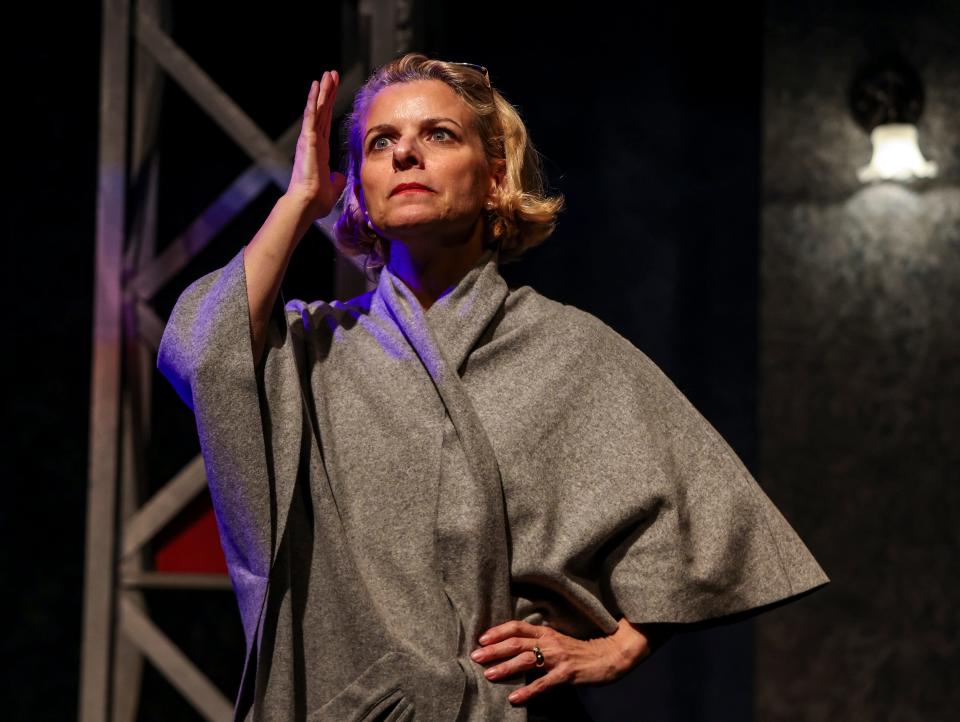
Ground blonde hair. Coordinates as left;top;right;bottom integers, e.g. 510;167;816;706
332;52;565;275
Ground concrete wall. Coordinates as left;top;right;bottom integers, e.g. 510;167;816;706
758;2;960;719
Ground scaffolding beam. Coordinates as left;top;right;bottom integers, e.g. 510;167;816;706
81;1;415;719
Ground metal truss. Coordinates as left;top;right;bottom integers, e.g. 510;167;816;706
81;1;417;719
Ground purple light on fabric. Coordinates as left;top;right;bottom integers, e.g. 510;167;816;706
452;289;479;322
380;270;449;381
285;297;411;360
364;320;413;360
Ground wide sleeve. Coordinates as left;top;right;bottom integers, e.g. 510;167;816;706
156;245;306;646
523;307;830;634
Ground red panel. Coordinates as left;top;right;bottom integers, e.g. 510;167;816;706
154;490;228;574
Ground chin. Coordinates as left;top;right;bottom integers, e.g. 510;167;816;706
380;213;445;235
376;210;478;243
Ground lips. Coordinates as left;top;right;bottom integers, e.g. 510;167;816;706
390;182;433;196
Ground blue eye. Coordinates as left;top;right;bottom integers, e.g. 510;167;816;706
369;127;455;152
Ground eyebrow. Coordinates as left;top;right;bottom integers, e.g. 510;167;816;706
364;117;464;144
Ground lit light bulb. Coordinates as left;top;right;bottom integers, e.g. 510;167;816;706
857;123;938;183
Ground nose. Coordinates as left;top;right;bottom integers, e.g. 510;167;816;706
392;135;423;170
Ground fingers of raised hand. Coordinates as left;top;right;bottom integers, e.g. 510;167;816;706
303;75;323;124
302;72;337;132
316;71;338;139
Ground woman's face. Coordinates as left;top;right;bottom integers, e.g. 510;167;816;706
359;79;501;246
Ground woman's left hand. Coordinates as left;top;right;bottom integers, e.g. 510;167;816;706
470;618;650;705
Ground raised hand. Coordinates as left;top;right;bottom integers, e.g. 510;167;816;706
287;70;348;221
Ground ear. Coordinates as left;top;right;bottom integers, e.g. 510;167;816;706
487;158;506;197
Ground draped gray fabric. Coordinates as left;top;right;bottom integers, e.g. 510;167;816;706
157;245;829;721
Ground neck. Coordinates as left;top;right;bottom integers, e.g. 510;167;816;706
384;221;489;311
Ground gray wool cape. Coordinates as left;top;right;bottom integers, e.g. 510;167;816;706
157;244;829;722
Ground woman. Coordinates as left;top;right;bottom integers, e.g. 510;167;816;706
158;54;829;722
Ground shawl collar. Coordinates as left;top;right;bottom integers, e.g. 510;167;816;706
372;246;517;629
380;247;508;375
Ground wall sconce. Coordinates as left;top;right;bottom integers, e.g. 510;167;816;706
849;53;938;183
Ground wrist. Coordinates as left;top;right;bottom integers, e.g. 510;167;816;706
281;189;319;219
279;191;322;237
282;188;317;211
612;618;649;670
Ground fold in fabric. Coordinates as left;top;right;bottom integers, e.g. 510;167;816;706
158;245;829;720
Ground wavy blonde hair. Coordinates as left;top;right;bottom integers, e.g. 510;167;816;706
332;53;565;276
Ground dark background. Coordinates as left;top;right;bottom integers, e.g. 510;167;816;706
6;0;957;719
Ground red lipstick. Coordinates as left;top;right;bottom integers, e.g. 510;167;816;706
390;182;433;196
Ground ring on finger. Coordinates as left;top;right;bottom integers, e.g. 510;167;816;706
532;645;545;668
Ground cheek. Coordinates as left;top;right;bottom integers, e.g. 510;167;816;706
447;162;488;206
358;168;379;212
359;159;382;190
359;166;371;196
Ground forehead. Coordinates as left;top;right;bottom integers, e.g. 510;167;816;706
364;79;473;129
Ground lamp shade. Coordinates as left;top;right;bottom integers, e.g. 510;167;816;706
857;123;938;182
